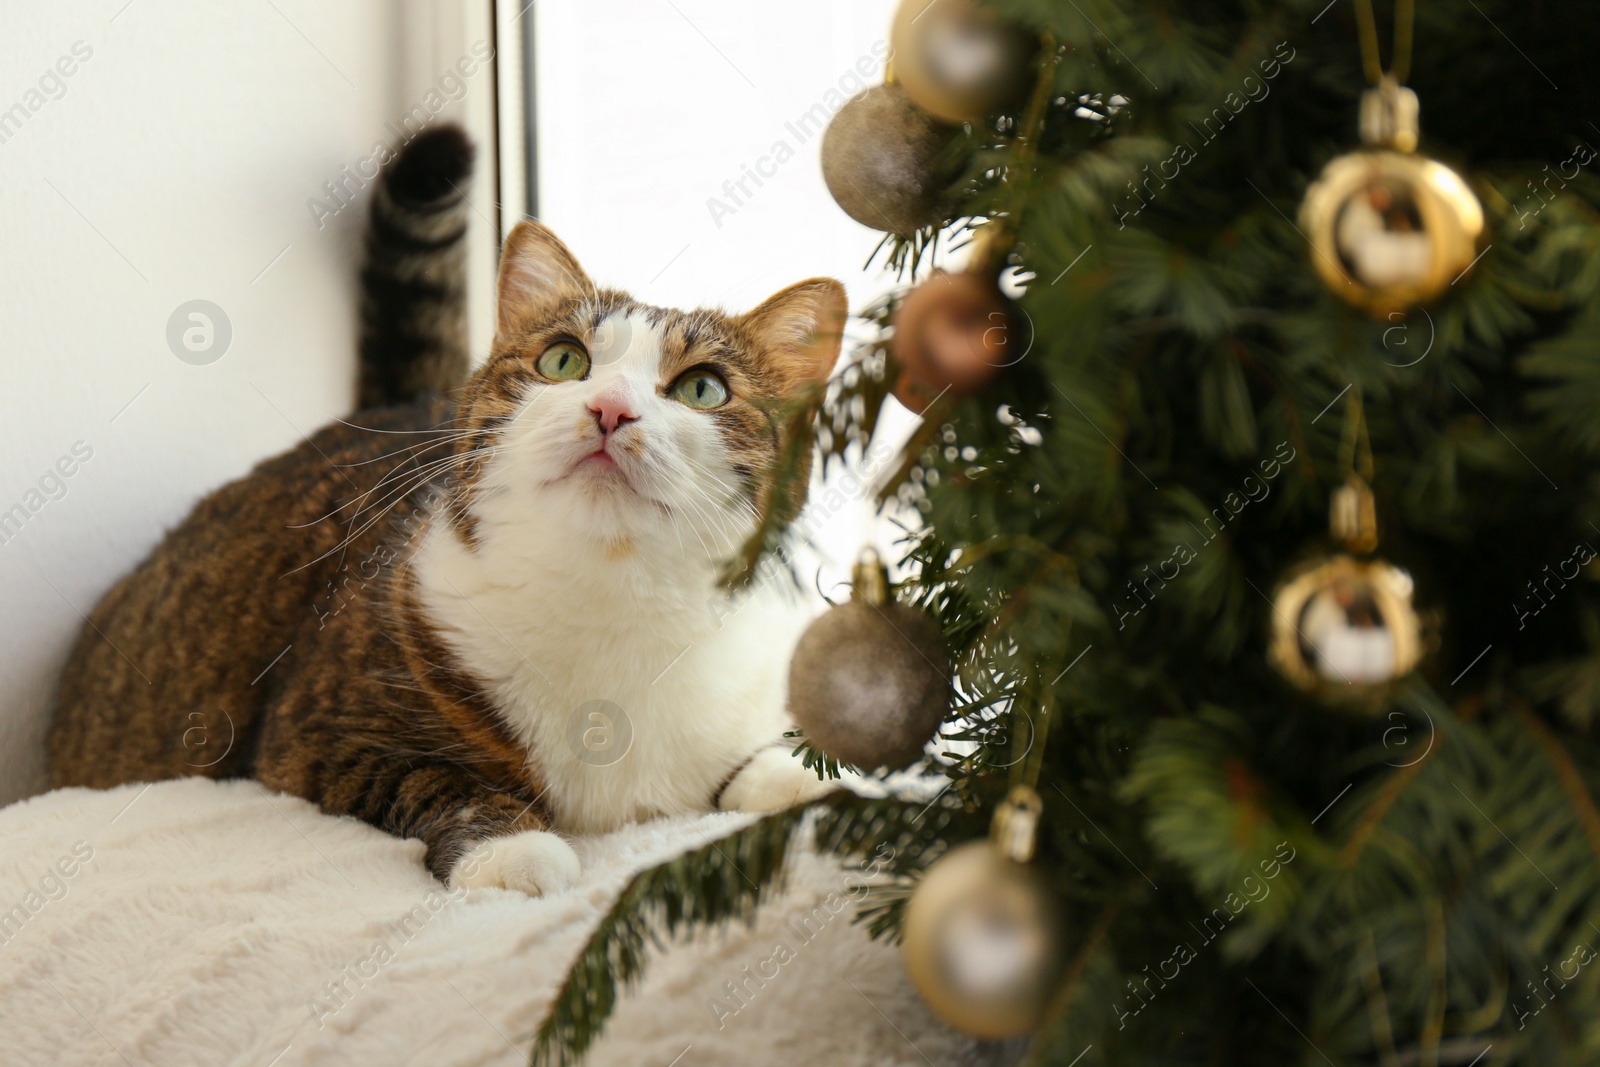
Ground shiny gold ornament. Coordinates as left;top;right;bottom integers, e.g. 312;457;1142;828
1269;472;1424;701
787;549;951;769
1268;554;1424;698
820;84;963;235
903;788;1064;1039
1299;79;1484;317
889;0;1037;124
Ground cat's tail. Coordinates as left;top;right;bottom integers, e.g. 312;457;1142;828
358;124;476;409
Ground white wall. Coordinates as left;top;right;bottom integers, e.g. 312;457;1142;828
0;0;498;804
533;0;900;313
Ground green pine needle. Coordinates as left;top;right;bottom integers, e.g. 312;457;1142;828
527;794;958;1067
528;804;814;1067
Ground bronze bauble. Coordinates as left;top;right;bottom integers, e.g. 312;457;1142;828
821;84;961;236
890;0;1037;124
890;269;1015;414
788;596;951;770
902;840;1065;1039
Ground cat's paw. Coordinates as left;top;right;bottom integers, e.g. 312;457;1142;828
719;745;842;813
448;830;581;896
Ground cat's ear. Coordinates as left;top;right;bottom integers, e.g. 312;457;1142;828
740;279;848;386
496;220;592;333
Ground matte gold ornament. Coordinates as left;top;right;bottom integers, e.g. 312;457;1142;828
890;0;1037;124
1299;79;1484;317
903;787;1064;1039
821;84;962;236
787;550;951;769
890;267;1016;414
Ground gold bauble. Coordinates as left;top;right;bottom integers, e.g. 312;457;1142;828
1300;150;1483;317
1267;554;1424;702
820;84;962;236
902;839;1065;1039
1299;81;1483;318
890;0;1037;125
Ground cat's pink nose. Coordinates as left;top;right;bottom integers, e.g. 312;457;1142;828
588;391;638;435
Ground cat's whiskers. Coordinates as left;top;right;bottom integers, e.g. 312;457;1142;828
336;448;485;538
367;442;507;529
287;443;508;575
288;439;467;530
290;427;481;530
331;414;480;435
676;455;758;551
625;454;728;564
656;485;690;555
671;488;743;565
666;491;722;565
335;429;478;469
666;489;730;566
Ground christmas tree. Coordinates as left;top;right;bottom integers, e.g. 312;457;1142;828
532;1;1600;1063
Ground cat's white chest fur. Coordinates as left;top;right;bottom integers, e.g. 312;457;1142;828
411;500;809;835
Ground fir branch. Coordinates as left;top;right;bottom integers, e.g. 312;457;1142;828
785;731;844;781
1517;703;1600;866
1359;926;1403;1067
872;399;952;506
527;795;943;1067
1335;745;1439;871
853;879;916;941
721;382;825;590
812;794;964;880
1421;900;1449;1067
529;801;823;1067
1020;899;1123;1067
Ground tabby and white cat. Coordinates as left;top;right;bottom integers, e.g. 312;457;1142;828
50;128;845;895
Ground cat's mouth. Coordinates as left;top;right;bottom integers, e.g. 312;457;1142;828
568;445;634;489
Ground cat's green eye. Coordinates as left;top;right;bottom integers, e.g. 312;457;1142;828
536;341;590;381
668;370;730;410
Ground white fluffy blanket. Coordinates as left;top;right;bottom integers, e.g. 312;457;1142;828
0;778;1007;1067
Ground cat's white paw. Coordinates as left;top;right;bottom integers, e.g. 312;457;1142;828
719;745;841;813
448;830;581;896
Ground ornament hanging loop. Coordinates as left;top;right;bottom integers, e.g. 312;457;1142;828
851;548;890;606
991;785;1043;863
1331;475;1380;553
1333;388;1380;552
1338;387;1375;485
1360;76;1419;152
967;222;1011;279
960;30;1059;280
1354;0;1415;86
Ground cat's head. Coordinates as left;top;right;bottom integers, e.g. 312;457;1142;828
442;221;846;559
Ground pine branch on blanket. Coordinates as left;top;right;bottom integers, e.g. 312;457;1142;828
528;792;961;1067
529;803;811;1067
810;790;963;941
